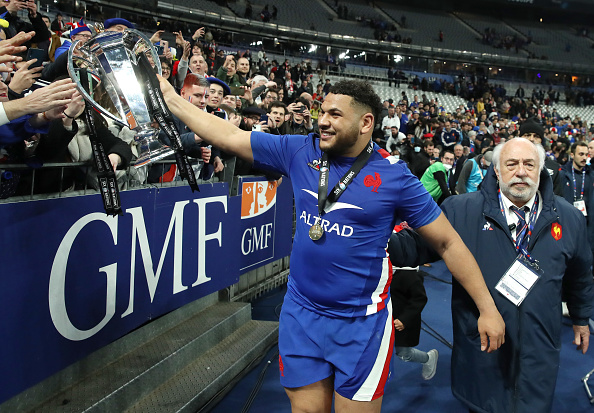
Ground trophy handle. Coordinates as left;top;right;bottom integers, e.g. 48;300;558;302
125;28;163;78
67;40;127;127
66;29;163;128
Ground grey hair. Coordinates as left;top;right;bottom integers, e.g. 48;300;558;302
492;137;546;172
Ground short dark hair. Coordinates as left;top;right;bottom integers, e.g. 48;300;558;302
328;80;382;123
571;141;588;154
423;140;434;149
441;148;455;158
296;97;311;110
269;101;287;115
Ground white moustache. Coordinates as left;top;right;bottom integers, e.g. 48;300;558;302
509;177;536;186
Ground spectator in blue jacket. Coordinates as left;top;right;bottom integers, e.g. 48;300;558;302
439;120;461;149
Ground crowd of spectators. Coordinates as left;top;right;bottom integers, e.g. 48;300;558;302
2;0;594;202
375;77;594;206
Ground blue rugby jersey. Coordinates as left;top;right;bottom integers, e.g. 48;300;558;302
251;132;441;317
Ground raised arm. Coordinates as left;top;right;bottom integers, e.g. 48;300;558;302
416;212;505;353
158;74;254;162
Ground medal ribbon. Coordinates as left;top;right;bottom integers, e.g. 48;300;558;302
317;140;374;217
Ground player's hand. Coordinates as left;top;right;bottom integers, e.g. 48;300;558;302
157;74;176;100
477;309;505;352
573;324;590;354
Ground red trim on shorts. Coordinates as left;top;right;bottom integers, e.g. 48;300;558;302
372;322;395;400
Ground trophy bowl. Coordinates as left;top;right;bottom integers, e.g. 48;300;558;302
67;29;175;168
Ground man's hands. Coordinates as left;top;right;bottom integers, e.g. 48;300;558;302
150;30;165;44
213;156;224;172
181;40;191;61
200;146;211;163
477;309;506;352
173;31;185;46
9;58;42;93
192;27;205;41
108;153;121;172
63;90;85;118
26;0;38;18
573;324;590;354
0;31;35;68
394;319;405;331
23;78;76;114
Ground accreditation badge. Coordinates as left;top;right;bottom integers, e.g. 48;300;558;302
495;256;542;306
574;199;587;216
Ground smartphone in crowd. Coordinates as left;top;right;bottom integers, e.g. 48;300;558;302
260;114;269;123
26;48;45;69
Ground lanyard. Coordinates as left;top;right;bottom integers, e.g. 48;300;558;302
317;140;374;217
572;165;585;201
498;190;540;263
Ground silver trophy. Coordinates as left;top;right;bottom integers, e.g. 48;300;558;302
67;29;174;168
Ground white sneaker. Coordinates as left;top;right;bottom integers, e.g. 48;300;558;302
422;349;438;380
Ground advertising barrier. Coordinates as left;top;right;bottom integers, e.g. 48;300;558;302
0;178;293;403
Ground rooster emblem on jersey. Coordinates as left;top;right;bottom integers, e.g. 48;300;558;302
364;173;382;193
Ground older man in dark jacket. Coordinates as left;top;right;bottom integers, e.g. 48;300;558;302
389;138;593;413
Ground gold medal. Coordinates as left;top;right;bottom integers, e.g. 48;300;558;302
309;224;324;241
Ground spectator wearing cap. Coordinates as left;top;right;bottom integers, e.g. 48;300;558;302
520;119;563;195
206;77;231;110
54;21;92;60
240;106;267;132
104;18;134;32
456;149;493;194
381;104;399;139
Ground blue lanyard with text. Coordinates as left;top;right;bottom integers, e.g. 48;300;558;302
572;165;585;201
498;190;540;264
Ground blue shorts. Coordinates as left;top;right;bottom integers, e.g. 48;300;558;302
278;293;394;401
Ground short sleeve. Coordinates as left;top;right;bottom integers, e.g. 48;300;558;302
250;131;311;177
395;163;442;229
